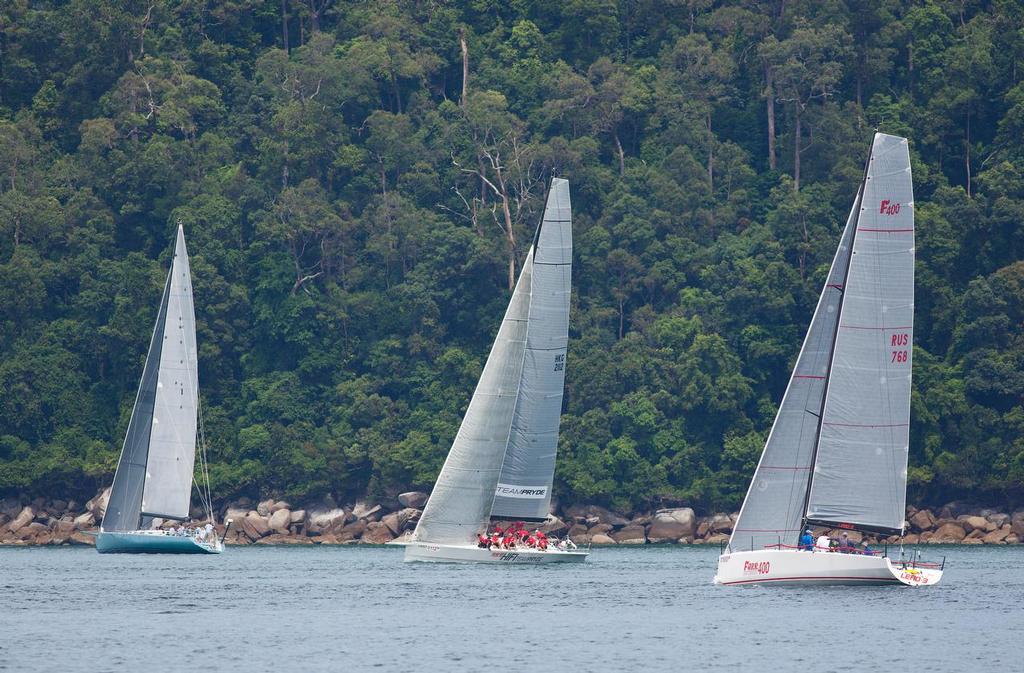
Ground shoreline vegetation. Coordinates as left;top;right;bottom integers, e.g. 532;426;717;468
2;491;1020;548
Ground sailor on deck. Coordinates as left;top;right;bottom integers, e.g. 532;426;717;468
799;529;814;551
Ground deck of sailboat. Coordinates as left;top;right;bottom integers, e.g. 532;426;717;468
403;541;588;564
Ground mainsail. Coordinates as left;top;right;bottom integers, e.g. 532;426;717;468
491;178;572;521
730;132;914;549
805;133;914;535
414;179;572;545
103;225;199;531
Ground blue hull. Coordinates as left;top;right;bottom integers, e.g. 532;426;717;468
96;531;222;554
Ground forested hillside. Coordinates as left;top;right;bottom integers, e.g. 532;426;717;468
1;0;1023;513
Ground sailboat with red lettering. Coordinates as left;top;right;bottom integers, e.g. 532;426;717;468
714;133;942;587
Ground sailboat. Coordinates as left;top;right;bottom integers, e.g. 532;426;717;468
404;178;587;563
714;133;942;586
96;224;222;554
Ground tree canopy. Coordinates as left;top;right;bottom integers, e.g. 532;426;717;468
1;0;1023;513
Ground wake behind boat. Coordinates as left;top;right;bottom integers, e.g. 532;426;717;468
715;133;942;587
404;178;586;564
97;224;222;555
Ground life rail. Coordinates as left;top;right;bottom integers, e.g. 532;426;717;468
762;543;881;556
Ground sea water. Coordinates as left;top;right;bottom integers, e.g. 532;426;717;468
1;545;1019;672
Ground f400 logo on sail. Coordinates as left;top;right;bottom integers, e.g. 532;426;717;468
879;200;901;215
743;560;770;575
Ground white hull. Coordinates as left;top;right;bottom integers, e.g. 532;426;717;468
404;542;588;564
714;549;942;587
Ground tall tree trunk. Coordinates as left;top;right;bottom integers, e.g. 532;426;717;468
614;131;625;177
793;106;801;192
494;166;517;290
459;29;469;111
281;0;290;53
766;66;777;170
965;107;972;198
707;111;714;192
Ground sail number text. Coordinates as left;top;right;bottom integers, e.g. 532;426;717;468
554;354;565;372
890;333;909;364
879;200;901;215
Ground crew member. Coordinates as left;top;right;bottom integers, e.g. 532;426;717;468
815;533;831;552
799;529;814;551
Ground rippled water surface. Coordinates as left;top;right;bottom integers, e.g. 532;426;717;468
1;545;1020;672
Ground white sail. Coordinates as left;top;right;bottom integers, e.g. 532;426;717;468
491;178;572;521
413;256;533;545
729;189;859;551
805;133;914;534
140;225;200;521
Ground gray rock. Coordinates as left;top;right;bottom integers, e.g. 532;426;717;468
539;516;568;536
0;498;21;520
256;499;275;517
396;508;421;531
397;491;429;509
268;509;291;534
86;488;110;523
590;533;616;545
289;509;307;525
958;515;988;533
1011;511;1024;539
360;521;394;544
241;513;270;540
647;508;696;542
352;502;382;521
8;507;34;533
563;505;630;527
381;512;402;535
307;508;348;534
909;508;936;532
931;522;966;542
73;512;95;529
611;525;647;544
987;513;1009;528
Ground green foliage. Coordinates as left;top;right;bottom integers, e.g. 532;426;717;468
1;0;1023;512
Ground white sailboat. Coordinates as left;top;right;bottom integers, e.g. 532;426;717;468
405;178;587;564
97;224;222;554
715;133;942;586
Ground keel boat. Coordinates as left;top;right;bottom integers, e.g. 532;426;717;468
405;178;586;564
97;224;222;554
715;133;942;587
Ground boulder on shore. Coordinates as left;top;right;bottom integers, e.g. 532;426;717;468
397;491;428;509
306;508;348;534
983;527;1011;544
256;499;275;517
930;522;966;542
268;508;291;534
958;515;988;533
7;507;34;534
361;521;394;544
646;508;695;543
539;516;569;536
909;508;936;532
590;533;616;545
563;504;630;528
241;512;270;540
1011;511;1024;539
611;525;646;545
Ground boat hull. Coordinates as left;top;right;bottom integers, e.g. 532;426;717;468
96;530;223;555
714;549;941;587
404;542;588;564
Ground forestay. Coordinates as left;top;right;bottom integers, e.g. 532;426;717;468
141;225;200;520
413;256;533;545
491;178;572;521
805;133;914;534
729;187;859;551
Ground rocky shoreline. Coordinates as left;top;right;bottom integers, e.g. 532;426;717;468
1;490;1021;548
